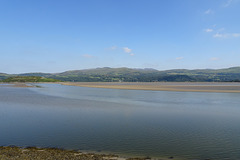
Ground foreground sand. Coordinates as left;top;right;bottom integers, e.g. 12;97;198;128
0;146;122;160
60;82;240;93
0;146;178;160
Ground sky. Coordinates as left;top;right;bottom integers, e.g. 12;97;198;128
0;0;240;73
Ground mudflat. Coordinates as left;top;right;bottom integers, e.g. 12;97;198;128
1;82;240;93
0;83;32;88
60;82;240;93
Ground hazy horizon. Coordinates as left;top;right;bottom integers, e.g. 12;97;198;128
1;66;240;75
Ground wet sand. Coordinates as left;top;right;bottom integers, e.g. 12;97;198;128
1;82;240;93
60;82;240;93
0;83;33;88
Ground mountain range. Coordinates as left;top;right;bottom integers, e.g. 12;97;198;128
1;67;240;82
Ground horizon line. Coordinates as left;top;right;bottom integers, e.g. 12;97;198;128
1;66;239;75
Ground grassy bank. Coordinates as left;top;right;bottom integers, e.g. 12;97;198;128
0;76;61;83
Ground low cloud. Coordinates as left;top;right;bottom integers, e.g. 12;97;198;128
204;9;214;14
213;33;240;38
222;0;240;7
82;54;94;58
217;28;225;32
223;0;233;7
213;33;226;38
210;57;219;61
109;46;117;50
204;28;213;32
176;57;184;60
232;33;240;37
129;53;135;56
123;47;132;53
105;46;118;51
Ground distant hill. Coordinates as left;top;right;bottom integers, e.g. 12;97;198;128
160;67;240;82
1;76;61;83
18;73;53;77
54;67;160;82
1;67;240;82
0;73;9;80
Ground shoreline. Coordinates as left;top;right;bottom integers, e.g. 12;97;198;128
60;82;240;93
1;82;240;93
0;146;122;160
0;146;180;160
0;83;33;88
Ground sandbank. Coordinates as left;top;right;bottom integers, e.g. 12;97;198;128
0;83;33;88
60;82;240;93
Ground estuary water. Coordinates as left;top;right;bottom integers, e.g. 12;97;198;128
0;83;240;159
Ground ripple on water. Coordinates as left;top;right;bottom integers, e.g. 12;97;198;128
1;84;240;159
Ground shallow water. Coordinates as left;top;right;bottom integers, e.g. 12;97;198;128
0;84;240;159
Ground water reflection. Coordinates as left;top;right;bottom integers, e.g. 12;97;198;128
0;84;240;159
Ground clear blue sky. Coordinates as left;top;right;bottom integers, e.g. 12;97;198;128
0;0;240;73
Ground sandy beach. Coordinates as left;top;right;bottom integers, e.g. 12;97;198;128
60;82;240;93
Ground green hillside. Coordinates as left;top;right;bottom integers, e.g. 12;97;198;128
0;73;9;81
162;67;240;82
49;67;240;82
1;67;240;82
1;76;61;82
52;67;160;82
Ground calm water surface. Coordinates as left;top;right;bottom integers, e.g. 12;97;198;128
0;84;240;160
